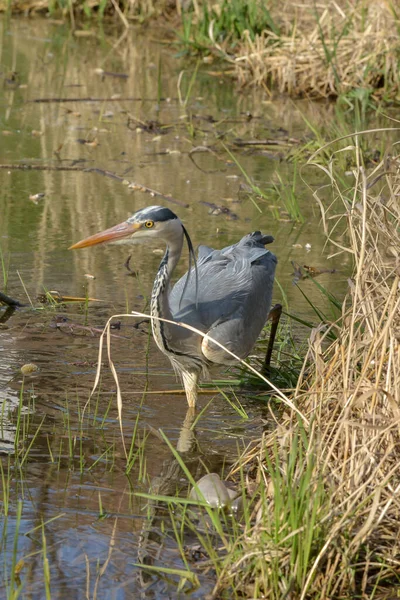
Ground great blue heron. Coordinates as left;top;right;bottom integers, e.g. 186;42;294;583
70;205;279;408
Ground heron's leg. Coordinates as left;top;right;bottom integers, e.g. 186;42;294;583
181;369;199;408
176;407;197;453
261;303;282;376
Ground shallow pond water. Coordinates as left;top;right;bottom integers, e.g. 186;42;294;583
0;17;354;599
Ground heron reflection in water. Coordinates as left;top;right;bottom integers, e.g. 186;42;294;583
70;206;280;408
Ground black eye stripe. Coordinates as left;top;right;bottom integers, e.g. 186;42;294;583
142;207;178;222
126;206;179;226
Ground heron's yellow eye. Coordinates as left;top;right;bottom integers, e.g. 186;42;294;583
144;220;154;229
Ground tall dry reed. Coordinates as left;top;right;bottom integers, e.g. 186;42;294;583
228;1;400;98
216;145;400;598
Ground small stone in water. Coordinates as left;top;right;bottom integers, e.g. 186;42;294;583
21;363;39;376
189;473;232;508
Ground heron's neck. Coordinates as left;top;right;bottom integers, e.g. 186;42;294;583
150;231;183;343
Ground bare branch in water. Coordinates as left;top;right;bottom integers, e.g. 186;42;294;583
124;255;139;277
0;164;188;208
30;96;172;103
188;145;227;174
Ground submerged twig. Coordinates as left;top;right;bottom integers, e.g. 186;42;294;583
188;146;227;174
54;320;128;339
30;96;171;103
0;163;91;172
199;201;238;220
124;255;139;277
0;164;188;208
233;137;300;147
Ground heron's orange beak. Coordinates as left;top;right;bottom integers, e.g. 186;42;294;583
69;221;141;250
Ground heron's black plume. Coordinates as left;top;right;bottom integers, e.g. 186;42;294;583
180;225;198;310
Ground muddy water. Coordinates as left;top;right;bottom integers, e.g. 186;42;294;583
0;18;351;598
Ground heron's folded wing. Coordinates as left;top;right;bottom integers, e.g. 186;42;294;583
170;241;276;332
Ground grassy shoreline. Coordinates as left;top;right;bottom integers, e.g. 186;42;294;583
2;1;400;103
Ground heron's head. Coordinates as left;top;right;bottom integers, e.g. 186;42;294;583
69;206;184;250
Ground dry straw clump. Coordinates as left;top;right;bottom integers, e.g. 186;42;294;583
217;146;400;598
232;0;400;98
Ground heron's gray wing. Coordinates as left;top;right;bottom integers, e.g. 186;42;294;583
169;232;277;361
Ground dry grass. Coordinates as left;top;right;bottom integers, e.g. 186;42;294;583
219;0;400;99
213;145;400;598
3;0;400;99
0;0;171;18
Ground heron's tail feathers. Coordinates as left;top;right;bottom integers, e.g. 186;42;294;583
246;231;274;246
